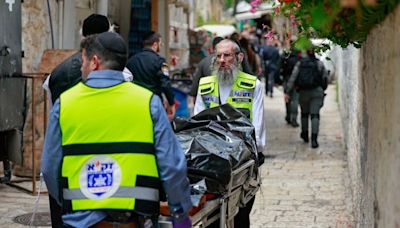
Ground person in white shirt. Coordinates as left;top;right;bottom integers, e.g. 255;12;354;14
194;39;266;153
193;39;266;228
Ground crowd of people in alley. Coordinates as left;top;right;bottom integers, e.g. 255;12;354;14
192;23;329;149
37;13;329;228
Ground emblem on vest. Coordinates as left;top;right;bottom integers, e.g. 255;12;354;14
80;155;121;200
232;90;253;97
203;95;219;104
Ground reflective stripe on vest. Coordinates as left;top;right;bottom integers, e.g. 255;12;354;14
59;82;160;215
198;72;256;119
63;186;159;201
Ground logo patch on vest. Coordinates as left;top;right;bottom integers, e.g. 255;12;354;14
232;90;253;97
203;95;218;103
80;155;121;200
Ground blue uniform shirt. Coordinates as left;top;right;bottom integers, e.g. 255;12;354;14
41;70;192;227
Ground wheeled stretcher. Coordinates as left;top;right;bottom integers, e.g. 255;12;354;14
159;159;257;228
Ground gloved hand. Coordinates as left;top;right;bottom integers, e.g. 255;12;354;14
173;216;192;228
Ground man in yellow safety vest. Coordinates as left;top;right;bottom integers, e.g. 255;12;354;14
41;32;192;228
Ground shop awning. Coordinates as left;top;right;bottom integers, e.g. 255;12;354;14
194;25;237;38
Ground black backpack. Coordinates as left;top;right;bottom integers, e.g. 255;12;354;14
295;58;321;90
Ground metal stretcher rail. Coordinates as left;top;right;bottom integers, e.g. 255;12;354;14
159;159;256;228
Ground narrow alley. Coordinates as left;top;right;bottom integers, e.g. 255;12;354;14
0;84;355;228
251;85;354;227
1;1;399;227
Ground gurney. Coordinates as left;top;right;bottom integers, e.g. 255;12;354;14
159;159;257;228
159;104;261;228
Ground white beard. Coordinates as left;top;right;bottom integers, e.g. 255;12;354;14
213;62;240;86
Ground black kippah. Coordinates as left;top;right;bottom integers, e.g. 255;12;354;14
82;14;110;37
96;32;127;55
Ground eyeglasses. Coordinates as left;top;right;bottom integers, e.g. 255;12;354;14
216;52;238;59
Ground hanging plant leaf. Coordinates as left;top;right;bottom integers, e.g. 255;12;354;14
310;2;330;31
294;34;312;50
271;0;400;48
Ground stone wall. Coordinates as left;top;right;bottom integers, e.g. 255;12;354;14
337;4;400;227
22;0;57;73
334;45;366;226
360;4;400;227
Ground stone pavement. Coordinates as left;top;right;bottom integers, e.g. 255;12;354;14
250;85;354;227
0;178;49;227
0;84;354;227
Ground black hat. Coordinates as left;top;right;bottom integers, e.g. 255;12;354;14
82;14;110;37
96;32;127;55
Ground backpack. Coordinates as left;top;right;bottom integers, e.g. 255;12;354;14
295;58;321;90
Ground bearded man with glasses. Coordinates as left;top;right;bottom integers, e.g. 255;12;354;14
193;39;266;228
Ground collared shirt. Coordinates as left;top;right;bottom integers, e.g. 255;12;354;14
41;70;192;228
193;74;266;152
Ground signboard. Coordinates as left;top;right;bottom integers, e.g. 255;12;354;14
0;0;24;131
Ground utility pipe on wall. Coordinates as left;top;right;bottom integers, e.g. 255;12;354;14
57;0;64;49
97;0;108;16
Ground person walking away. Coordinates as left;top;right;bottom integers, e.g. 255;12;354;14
43;14;134;105
41;32;192;228
194;39;266;228
239;37;262;78
126;31;176;121
189;36;223;98
261;39;280;97
45;14;109;104
282;48;301;127
285;48;328;148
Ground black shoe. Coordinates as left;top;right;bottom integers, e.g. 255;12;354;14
300;131;309;143
0;171;11;184
291;121;299;128
285;116;291;124
311;133;319;148
0;161;11;184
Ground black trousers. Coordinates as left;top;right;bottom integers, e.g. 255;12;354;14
207;196;256;228
49;195;64;228
234;196;255;228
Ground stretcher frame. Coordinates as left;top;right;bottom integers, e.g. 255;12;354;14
159;159;256;228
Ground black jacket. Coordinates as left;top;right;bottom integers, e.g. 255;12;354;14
49;52;82;104
126;48;174;105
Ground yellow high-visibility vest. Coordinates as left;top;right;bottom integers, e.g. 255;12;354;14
59;81;160;216
198;71;256;120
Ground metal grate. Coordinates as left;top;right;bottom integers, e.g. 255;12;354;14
13;212;51;226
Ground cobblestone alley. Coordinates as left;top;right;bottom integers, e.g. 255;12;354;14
251;85;354;227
